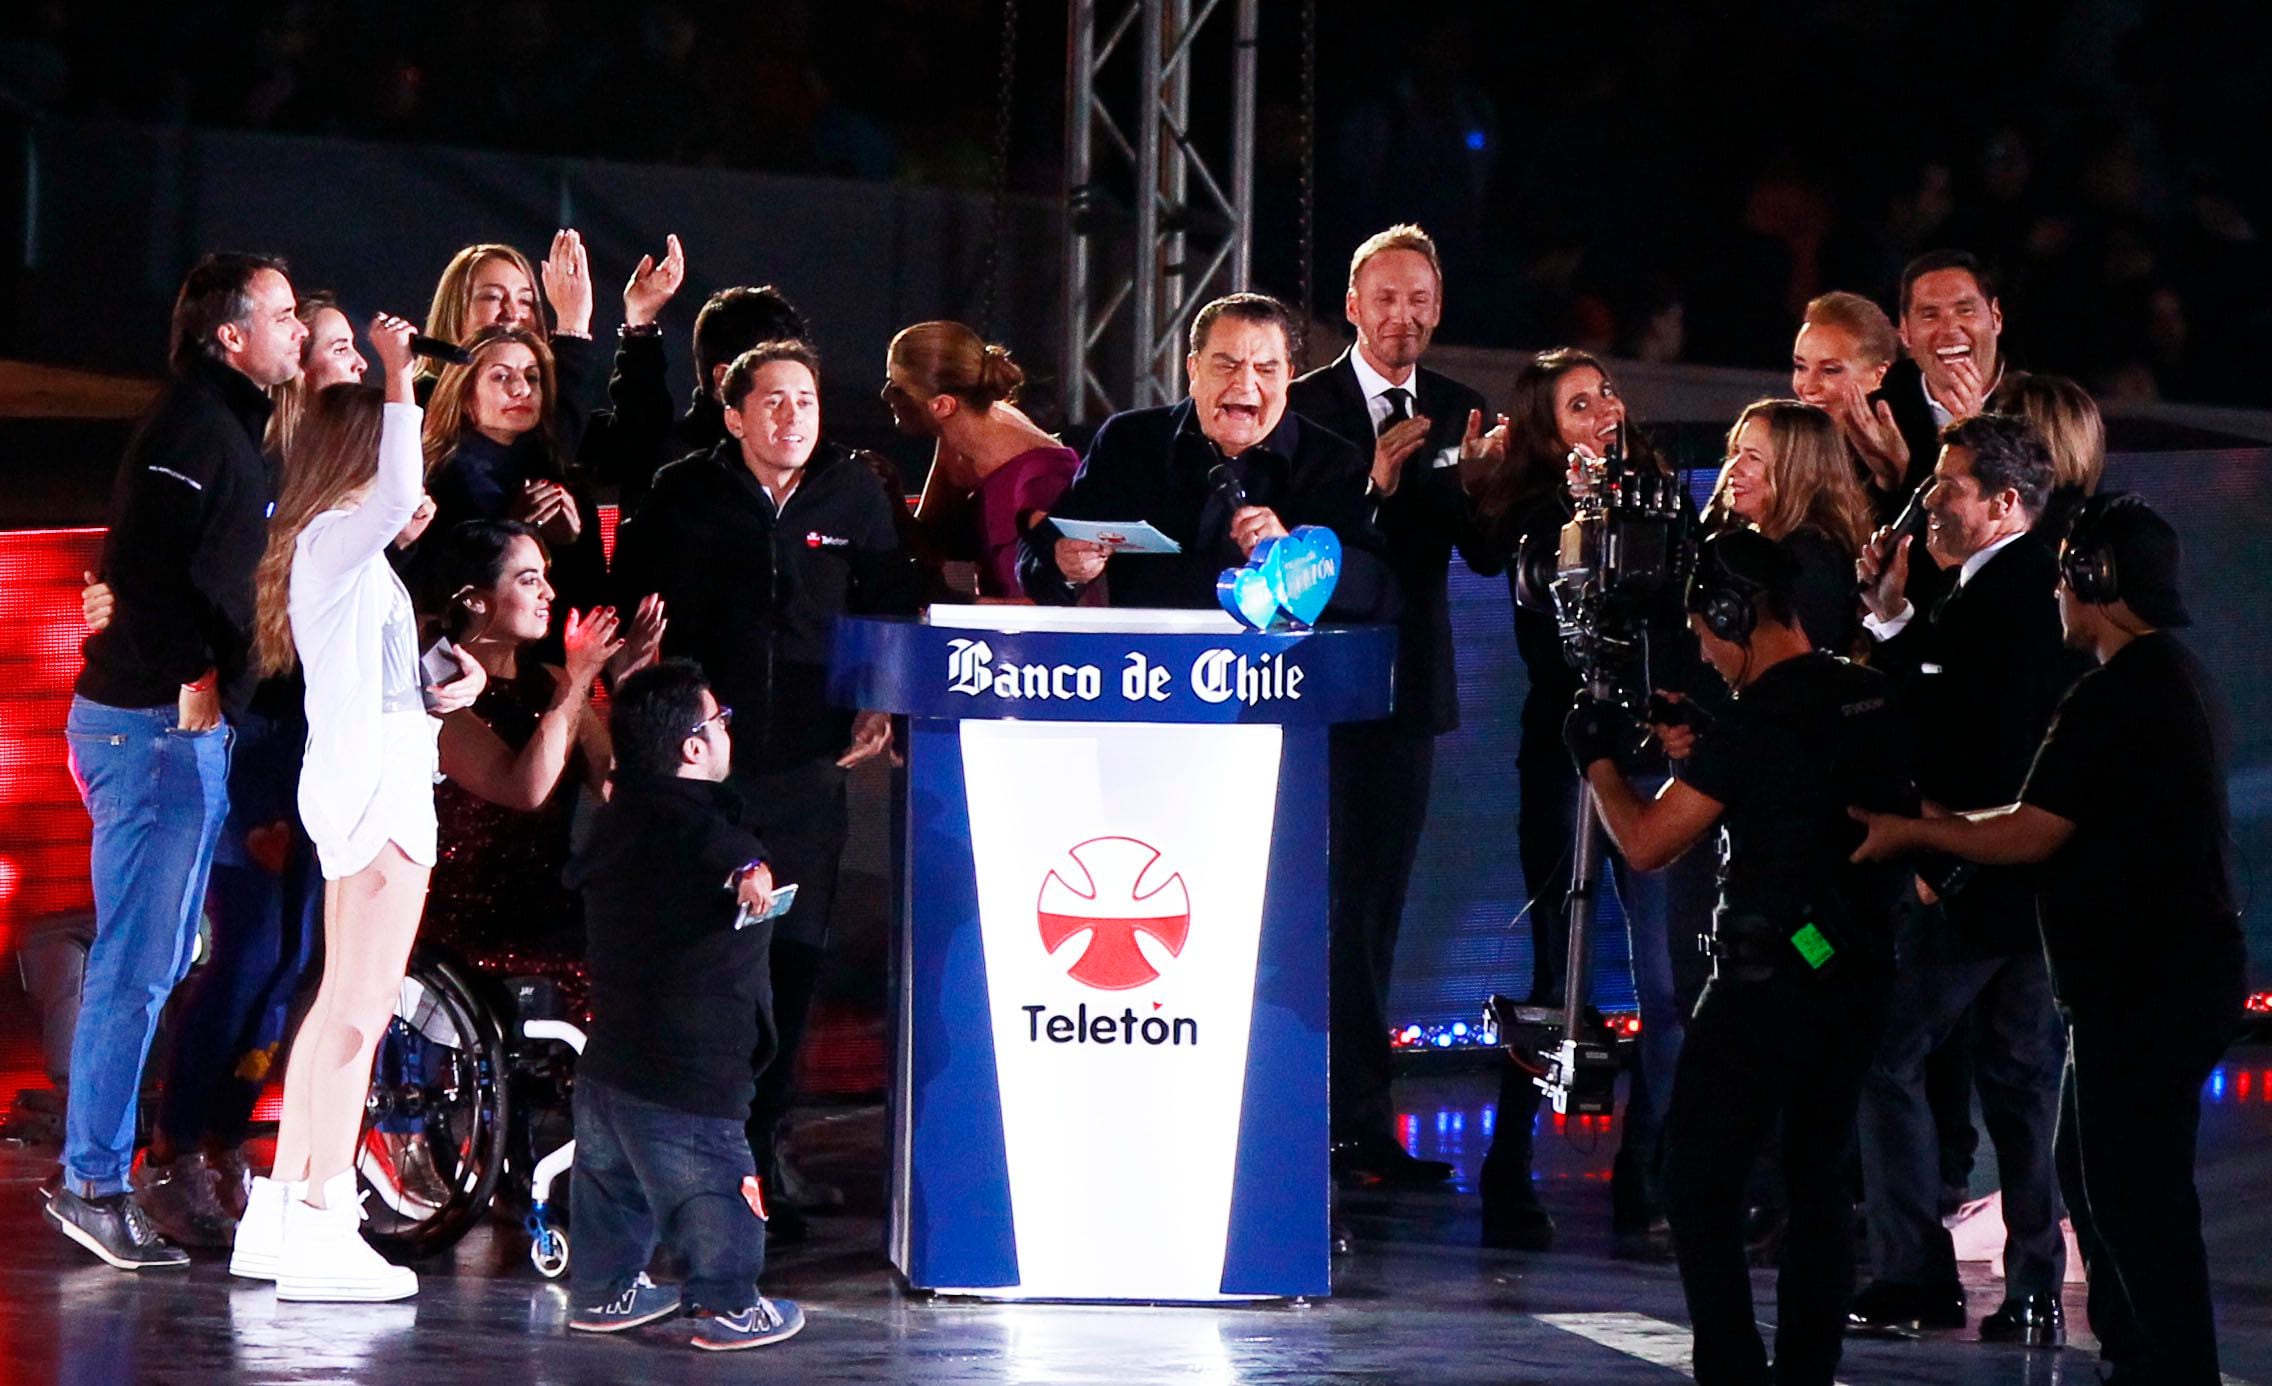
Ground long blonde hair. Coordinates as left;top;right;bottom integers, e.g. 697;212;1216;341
1709;399;1873;557
421;325;559;473
418;243;545;382
253;383;387;675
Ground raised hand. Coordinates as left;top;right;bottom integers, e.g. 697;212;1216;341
1856;527;1912;623
1829;378;1909;492
607;593;669;682
1371;416;1432;497
560;606;624;691
541;227;594;337
623;233;686;329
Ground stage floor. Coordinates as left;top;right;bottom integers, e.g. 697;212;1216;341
4;1060;2271;1385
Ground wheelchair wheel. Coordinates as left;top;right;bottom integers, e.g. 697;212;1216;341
359;946;511;1256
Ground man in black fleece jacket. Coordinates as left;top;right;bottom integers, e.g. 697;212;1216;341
611;340;919;1230
48;254;307;1272
562;661;804;1351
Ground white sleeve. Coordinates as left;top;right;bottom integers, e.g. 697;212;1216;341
1862;600;1916;643
296;402;426;581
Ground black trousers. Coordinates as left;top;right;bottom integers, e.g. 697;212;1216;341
1665;965;1888;1386
2061;991;2238;1385
730;760;850;1176
1857;937;2066;1295
1326;722;1435;1146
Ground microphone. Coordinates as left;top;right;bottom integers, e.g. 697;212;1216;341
1886;475;1934;540
1207;462;1248;509
410;334;474;366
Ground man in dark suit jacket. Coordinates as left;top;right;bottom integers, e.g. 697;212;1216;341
1863;251;2010;523
1020;293;1390;617
1286;225;1504;1186
1850;413;2081;1344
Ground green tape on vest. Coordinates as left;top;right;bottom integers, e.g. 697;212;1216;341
1790;922;1836;970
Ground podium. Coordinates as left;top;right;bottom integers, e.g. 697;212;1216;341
830;607;1395;1302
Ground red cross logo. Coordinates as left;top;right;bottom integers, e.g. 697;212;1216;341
1036;837;1191;990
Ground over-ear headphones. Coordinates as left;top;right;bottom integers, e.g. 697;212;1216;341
2060;492;2145;606
1689;529;1783;643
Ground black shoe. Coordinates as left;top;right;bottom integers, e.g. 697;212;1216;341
1847;1280;1965;1332
45;1189;190;1270
1611;1220;1675;1262
1332;1137;1452;1186
1478;1172;1555;1253
1978;1294;2064;1348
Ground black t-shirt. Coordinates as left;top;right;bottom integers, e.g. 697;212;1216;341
2020;632;2244;1009
1682;652;1915;970
565;776;775;1120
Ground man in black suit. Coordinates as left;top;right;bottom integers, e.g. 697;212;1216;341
1020;292;1390;617
1286;225;1505;1185
1855;251;2010;515
1849;412;2077;1345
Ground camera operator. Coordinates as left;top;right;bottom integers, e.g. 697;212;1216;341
1852;493;2241;1386
1568;528;1914;1386
1850;412;2081;1341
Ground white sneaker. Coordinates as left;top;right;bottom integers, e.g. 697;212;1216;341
275;1172;417;1302
230;1175;301;1281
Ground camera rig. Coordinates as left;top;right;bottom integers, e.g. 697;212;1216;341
1488;444;1697;1115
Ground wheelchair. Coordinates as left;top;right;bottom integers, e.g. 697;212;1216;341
356;941;588;1278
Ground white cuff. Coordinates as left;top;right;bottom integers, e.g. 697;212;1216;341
1863;601;1916;642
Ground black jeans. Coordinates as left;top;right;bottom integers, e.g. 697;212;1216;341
1665;964;1888;1386
1326;722;1434;1146
2061;991;2239;1385
1857;942;2066;1295
571;1076;766;1313
730;760;849;1175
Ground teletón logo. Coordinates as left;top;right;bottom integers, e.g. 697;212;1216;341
1035;837;1191;989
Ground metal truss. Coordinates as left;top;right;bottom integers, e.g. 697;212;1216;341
1061;0;1259;424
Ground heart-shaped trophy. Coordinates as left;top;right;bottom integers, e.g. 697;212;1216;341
1216;524;1343;630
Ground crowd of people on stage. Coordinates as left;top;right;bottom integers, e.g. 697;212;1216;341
42;219;2245;1382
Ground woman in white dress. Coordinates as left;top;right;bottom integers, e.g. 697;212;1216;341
229;315;485;1300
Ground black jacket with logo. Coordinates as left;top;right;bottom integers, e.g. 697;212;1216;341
77;358;275;717
612;440;920;773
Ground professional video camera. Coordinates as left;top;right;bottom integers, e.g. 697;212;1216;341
1490;441;1697;1115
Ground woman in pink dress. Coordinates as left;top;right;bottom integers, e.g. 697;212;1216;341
885;321;1076;601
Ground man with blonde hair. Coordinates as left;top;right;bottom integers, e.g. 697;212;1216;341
1288;225;1506;1190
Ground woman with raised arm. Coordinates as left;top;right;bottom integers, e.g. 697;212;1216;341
229;315;486;1302
416;232;598;447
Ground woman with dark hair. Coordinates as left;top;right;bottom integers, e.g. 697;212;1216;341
885;321;1077;600
231;316;486;1301
1706;399;1874;656
419;325;609;621
1467;348;1706;1254
421;519;663;957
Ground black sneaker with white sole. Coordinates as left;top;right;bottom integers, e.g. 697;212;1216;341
689;1298;805;1351
45;1189;191;1269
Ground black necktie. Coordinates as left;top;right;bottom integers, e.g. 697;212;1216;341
1379;387;1412;436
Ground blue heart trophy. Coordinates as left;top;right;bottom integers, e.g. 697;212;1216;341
1216;525;1342;631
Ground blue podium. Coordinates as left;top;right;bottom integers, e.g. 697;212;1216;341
830;607;1396;1302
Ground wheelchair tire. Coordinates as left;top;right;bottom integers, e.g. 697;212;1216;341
359;945;512;1257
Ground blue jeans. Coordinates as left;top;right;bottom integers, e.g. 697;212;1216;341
154;704;320;1150
62;696;233;1196
571;1076;766;1313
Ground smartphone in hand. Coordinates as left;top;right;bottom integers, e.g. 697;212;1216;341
420;637;467;712
733;882;798;931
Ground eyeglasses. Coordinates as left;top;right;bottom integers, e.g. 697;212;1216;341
689;705;733;737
